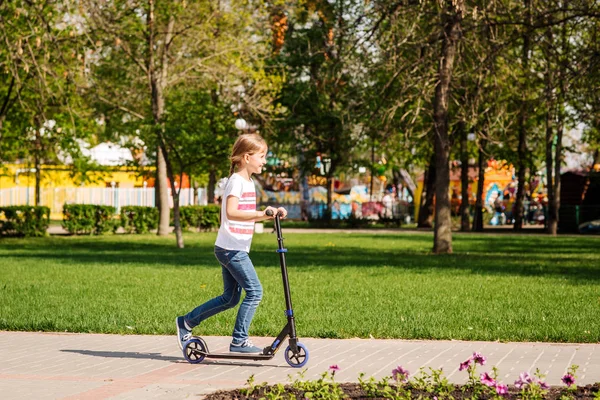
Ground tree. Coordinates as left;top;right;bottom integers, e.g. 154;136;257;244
82;0;273;247
430;0;465;254
0;0;91;203
274;0;370;217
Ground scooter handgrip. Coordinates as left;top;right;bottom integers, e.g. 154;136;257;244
265;209;274;217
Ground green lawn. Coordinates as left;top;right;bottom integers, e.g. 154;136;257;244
1;231;598;343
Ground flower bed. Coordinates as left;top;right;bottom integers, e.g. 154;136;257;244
205;354;599;400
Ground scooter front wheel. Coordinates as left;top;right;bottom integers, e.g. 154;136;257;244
284;342;309;368
183;337;207;364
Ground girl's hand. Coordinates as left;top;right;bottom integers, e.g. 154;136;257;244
263;206;278;219
277;207;288;219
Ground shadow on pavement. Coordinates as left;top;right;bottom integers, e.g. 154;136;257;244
60;349;282;368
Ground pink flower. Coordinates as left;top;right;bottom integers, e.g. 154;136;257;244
472;352;486;366
495;383;508;396
514;372;535;389
540;381;549;390
519;372;533;383
480;372;496;387
514;380;524;389
329;365;340;372
392;366;410;383
459;358;472;371
562;373;575;387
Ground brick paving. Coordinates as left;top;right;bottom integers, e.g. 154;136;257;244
1;331;598;399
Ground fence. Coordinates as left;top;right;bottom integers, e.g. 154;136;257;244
0;187;208;218
1;186;417;222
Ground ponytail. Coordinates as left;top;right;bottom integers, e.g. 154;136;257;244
229;161;236;176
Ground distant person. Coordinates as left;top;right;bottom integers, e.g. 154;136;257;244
382;186;394;218
176;134;287;354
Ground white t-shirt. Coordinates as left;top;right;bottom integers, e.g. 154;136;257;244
215;173;256;252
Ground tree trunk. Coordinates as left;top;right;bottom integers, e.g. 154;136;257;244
513;0;532;232
369;140;375;201
472;138;486;232
544;74;555;233
156;146;171;235
208;168;216;204
34;125;41;206
543;18;557;235
418;154;435;228
459;122;470;231
545;117;556;234
551;123;563;235
148;0;177;243
0;76;15;146
549;22;568;236
432;1;463;254
34;154;41;206
326;174;333;220
160;142;184;248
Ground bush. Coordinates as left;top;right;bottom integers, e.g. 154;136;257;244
62;204;118;235
178;205;220;231
0;206;50;237
120;206;158;234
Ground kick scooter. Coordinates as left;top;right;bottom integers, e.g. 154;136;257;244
182;209;309;367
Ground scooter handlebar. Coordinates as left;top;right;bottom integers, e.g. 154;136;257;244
265;209;277;217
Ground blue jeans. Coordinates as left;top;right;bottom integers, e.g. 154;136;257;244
184;246;263;343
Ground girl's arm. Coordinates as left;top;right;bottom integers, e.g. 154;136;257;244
225;196;279;222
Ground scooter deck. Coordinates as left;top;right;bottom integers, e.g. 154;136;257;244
202;352;275;361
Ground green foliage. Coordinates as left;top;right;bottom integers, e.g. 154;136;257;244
0;206;49;237
120;206;158;234
412;367;456;399
0;0;93;168
62;204;117;235
290;370;346;400
162;88;237;181
358;373;411;399
178;205;220;231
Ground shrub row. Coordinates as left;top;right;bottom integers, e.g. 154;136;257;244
62;204;118;235
120;206;158;234
62;204;221;235
178;205;220;232
1;204;221;236
0;206;50;237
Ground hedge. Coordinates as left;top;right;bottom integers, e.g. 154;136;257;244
120;206;158;234
0;206;50;237
178;205;220;231
62;204;118;235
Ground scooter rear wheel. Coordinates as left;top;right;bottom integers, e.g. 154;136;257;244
183;337;208;364
284;342;309;368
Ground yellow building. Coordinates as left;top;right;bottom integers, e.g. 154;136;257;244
0;163;150;190
0;163;154;219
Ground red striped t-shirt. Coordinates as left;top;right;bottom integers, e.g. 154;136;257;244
215;173;257;252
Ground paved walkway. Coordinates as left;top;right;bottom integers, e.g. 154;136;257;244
1;331;598;399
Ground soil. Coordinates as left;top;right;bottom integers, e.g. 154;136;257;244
204;382;600;399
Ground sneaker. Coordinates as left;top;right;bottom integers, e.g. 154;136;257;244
175;316;192;350
229;339;263;354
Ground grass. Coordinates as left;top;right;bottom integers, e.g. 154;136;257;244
0;231;599;343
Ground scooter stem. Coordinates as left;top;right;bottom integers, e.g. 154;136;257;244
267;210;297;341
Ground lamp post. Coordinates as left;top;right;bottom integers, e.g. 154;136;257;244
235;118;248;131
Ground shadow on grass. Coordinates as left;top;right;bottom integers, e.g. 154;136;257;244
2;233;599;282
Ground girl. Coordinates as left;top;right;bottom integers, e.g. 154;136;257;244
176;133;287;354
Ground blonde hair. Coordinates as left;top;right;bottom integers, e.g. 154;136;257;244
229;133;268;176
